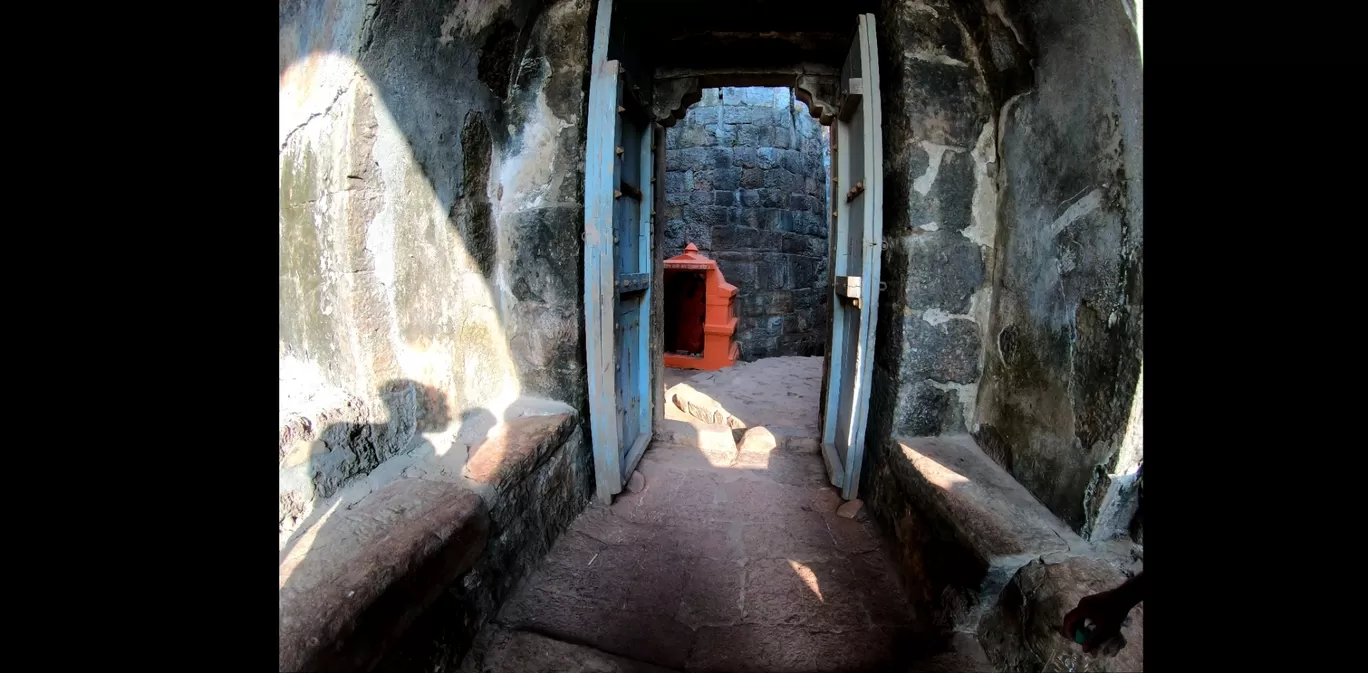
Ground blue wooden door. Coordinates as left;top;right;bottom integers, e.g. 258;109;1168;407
821;14;884;501
586;0;655;504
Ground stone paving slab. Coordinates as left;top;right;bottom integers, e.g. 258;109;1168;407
487;358;930;671
460;625;680;673
470;357;979;672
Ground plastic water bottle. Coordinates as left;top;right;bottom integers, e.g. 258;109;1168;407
1074;618;1094;644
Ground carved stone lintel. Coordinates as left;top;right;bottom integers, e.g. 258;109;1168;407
794;74;841;126
651;77;702;128
649;73;841;127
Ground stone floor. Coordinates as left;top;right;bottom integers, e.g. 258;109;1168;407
463;357;947;673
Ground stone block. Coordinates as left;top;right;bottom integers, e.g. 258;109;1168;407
890;7;968;63
666;147;708;171
279;480;489;673
736;426;779;454
788;193;809;211
713;167;741;191
902;316;981;384
836;499;864;519
463;413;577;490
781;233;807;254
677;124;715;148
906;147;975;234
742;87;773;105
687;220;714;248
760;190;787;208
733;146;757;168
869;435;1085;634
739;292;772;317
689;169;712;192
896;380;963;437
979;555;1142;673
722;106;754;124
714;190;737;207
807;211;831;236
714;123;738;146
740;189;761;207
655;417;738;465
716;259;756;288
763;170;792;190
903;233;985;313
740;168;765;189
754;256;789;290
688;106;718;125
713;225;759;250
791;256;819;288
742;336;777;360
771;126;793;149
690;205;723;229
753;228;779;251
756;147;781;169
900;59;989;148
711;148;732;169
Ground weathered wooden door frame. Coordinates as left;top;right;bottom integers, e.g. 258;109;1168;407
591;8;884;504
585;0;657;504
820;14;883;502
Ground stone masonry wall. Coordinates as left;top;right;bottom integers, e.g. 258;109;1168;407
663;87;831;360
279;0;593;532
861;0;999;491
972;0;1144;538
857;0;1143;540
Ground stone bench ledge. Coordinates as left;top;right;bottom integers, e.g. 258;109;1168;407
279;479;489;673
884;435;1142;670
462;412;577;494
889;435;1080;562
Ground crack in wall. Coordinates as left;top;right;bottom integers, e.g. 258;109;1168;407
281;79;357;152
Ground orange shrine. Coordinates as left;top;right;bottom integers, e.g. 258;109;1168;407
663;243;739;371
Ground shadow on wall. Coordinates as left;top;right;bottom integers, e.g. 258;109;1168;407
279;0;592;429
279;379;491;566
280;377;511;672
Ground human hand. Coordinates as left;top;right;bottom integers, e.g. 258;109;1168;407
1061;590;1130;656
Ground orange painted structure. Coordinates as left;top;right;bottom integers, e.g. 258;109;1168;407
663;243;739;370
